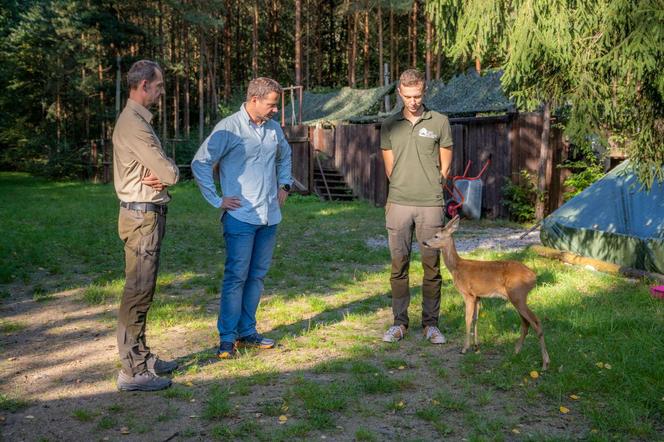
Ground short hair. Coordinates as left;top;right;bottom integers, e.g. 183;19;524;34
246;77;283;101
399;69;425;88
127;60;162;90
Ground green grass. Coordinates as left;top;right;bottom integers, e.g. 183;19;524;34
0;320;27;334
1;172;663;440
203;385;233;420
0;393;29;412
72;408;97;422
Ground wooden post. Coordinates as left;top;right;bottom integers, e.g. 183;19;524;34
383;63;391;112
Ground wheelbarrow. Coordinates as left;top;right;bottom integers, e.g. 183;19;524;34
443;155;491;220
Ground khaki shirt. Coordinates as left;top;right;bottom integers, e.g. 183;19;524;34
380;108;453;206
112;99;179;204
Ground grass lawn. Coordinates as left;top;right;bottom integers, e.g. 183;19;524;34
0;172;663;441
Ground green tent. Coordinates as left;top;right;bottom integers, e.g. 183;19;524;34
541;161;664;273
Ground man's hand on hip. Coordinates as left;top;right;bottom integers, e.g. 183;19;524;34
278;188;289;207
142;172;167;192
221;196;242;210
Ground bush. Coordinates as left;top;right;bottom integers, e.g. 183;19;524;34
502;170;539;223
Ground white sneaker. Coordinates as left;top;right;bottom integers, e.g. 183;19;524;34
424;326;446;344
382;325;406;342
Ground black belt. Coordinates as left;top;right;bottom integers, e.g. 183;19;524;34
120;202;168;215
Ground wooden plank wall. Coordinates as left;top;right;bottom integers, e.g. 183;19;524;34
283;125;313;193
286;112;569;217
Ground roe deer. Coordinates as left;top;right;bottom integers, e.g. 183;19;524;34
423;216;550;371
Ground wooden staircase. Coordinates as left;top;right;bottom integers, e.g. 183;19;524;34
313;162;356;202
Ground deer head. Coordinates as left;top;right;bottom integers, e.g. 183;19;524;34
423;215;460;250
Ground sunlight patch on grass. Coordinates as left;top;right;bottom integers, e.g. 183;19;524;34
82;279;124;305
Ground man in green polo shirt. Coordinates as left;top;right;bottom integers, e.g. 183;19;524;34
381;69;453;344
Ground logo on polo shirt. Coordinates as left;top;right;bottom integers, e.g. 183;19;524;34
418;127;437;139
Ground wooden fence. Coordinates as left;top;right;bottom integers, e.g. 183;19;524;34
297;112;569;218
95;111;569;219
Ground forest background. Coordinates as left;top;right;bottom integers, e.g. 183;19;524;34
0;0;661;187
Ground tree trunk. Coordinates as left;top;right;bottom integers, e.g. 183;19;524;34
411;0;418;67
475;39;481;73
377;4;384;87
535;102;552;220
295;0;302;85
350;12;358;87
425;14;432;82
305;0;310;88
389;8;395;81
271;0;281;79
183;25;190;138
198;28;205;142
224;0;232;101
315;0;322;85
171;15;179;139
363;9;369;87
252;0;259;78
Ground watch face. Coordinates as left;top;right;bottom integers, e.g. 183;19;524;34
281;184;291;192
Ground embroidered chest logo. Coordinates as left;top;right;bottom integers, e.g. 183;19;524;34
418;127;437;139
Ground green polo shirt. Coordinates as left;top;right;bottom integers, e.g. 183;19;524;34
380;108;453;206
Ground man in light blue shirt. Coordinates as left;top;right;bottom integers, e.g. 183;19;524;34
192;77;292;359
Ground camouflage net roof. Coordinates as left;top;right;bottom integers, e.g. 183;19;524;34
281;83;395;126
424;70;514;115
281;70;513;126
348;70;514;123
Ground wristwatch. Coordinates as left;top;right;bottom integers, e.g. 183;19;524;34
279;183;291;192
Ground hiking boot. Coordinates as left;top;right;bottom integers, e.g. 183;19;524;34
147;355;178;375
237;333;275;349
217;341;237;359
382;325;406;342
117;370;172;392
424;326;446;344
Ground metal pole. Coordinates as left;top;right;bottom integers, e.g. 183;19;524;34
298;86;303;125
383;63;391;112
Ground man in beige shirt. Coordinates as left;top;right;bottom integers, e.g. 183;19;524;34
112;60;179;391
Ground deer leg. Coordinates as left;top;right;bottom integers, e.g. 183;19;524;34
512;298;550;371
472;299;480;351
462;295;475;354
514;314;529;354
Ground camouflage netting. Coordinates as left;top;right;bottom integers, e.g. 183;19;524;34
349;70;514;123
424;70;514;116
281;83;395;126
281;70;514;126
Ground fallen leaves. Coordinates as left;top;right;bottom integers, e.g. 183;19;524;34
529;370;539;379
278;415;288;424
570;394;580;400
559;406;570;414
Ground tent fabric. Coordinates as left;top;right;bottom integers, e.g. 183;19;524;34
541;161;664;273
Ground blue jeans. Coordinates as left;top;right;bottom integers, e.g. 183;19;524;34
218;213;277;343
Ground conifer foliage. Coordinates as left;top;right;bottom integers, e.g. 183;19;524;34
428;0;664;188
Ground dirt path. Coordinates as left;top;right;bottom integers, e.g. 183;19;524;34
1;227;588;441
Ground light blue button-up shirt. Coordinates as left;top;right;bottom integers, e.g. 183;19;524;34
191;104;292;226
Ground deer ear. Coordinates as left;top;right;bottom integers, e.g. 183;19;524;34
450;215;460;231
444;215;459;231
